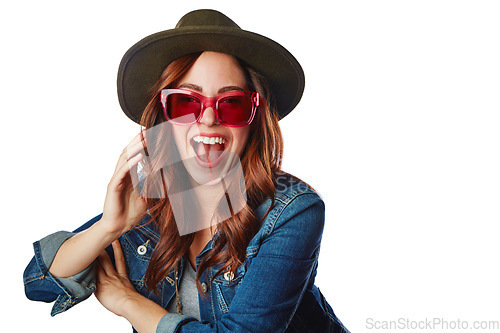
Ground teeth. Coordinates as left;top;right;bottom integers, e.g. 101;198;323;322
193;136;226;145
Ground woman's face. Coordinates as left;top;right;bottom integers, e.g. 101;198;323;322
170;51;251;185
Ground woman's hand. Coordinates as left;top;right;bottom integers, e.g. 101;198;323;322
95;240;167;333
95;240;140;317
101;132;148;237
49;132;147;280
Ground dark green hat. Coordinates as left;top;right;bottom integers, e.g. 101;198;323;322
117;9;305;124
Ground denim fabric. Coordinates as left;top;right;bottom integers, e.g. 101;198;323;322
23;218;101;316
23;172;349;333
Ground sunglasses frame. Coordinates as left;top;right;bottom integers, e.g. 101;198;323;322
160;88;260;127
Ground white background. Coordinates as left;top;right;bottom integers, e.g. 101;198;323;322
3;1;500;332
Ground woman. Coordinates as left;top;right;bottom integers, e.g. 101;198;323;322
23;9;349;333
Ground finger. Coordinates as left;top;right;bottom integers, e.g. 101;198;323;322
113;141;146;175
125;139;148;185
112;240;127;277
96;260;108;282
113;132;147;174
131;130;147;148
124;136;148;162
113;148;144;183
108;153;143;190
98;250;117;276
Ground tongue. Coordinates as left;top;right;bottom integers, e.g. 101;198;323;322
196;143;224;163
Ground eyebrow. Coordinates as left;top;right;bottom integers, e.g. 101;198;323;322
177;83;202;92
177;83;244;94
218;86;244;94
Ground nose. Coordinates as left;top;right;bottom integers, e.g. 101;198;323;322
198;106;220;127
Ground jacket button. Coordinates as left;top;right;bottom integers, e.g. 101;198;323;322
224;271;234;281
201;282;208;292
137;245;147;255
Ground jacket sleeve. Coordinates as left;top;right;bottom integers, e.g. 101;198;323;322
156;192;325;333
23;214;103;316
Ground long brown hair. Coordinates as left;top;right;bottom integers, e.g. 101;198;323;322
138;52;283;295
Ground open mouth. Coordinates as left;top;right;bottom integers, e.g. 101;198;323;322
190;135;228;167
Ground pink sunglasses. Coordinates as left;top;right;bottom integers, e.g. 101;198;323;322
160;89;259;127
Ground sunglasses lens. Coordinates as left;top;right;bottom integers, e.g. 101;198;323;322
166;93;201;124
218;94;253;126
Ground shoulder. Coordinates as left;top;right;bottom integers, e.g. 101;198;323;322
274;171;323;209
274;173;324;232
255;171;324;222
249;172;325;252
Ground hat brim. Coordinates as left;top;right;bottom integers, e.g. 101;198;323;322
117;26;304;124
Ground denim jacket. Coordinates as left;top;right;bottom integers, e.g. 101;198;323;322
23;173;349;333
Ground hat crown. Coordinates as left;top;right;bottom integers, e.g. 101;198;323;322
176;9;240;29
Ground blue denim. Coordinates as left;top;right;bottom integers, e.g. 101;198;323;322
23;173;349;332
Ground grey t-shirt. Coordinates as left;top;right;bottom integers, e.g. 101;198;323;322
166;260;201;320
